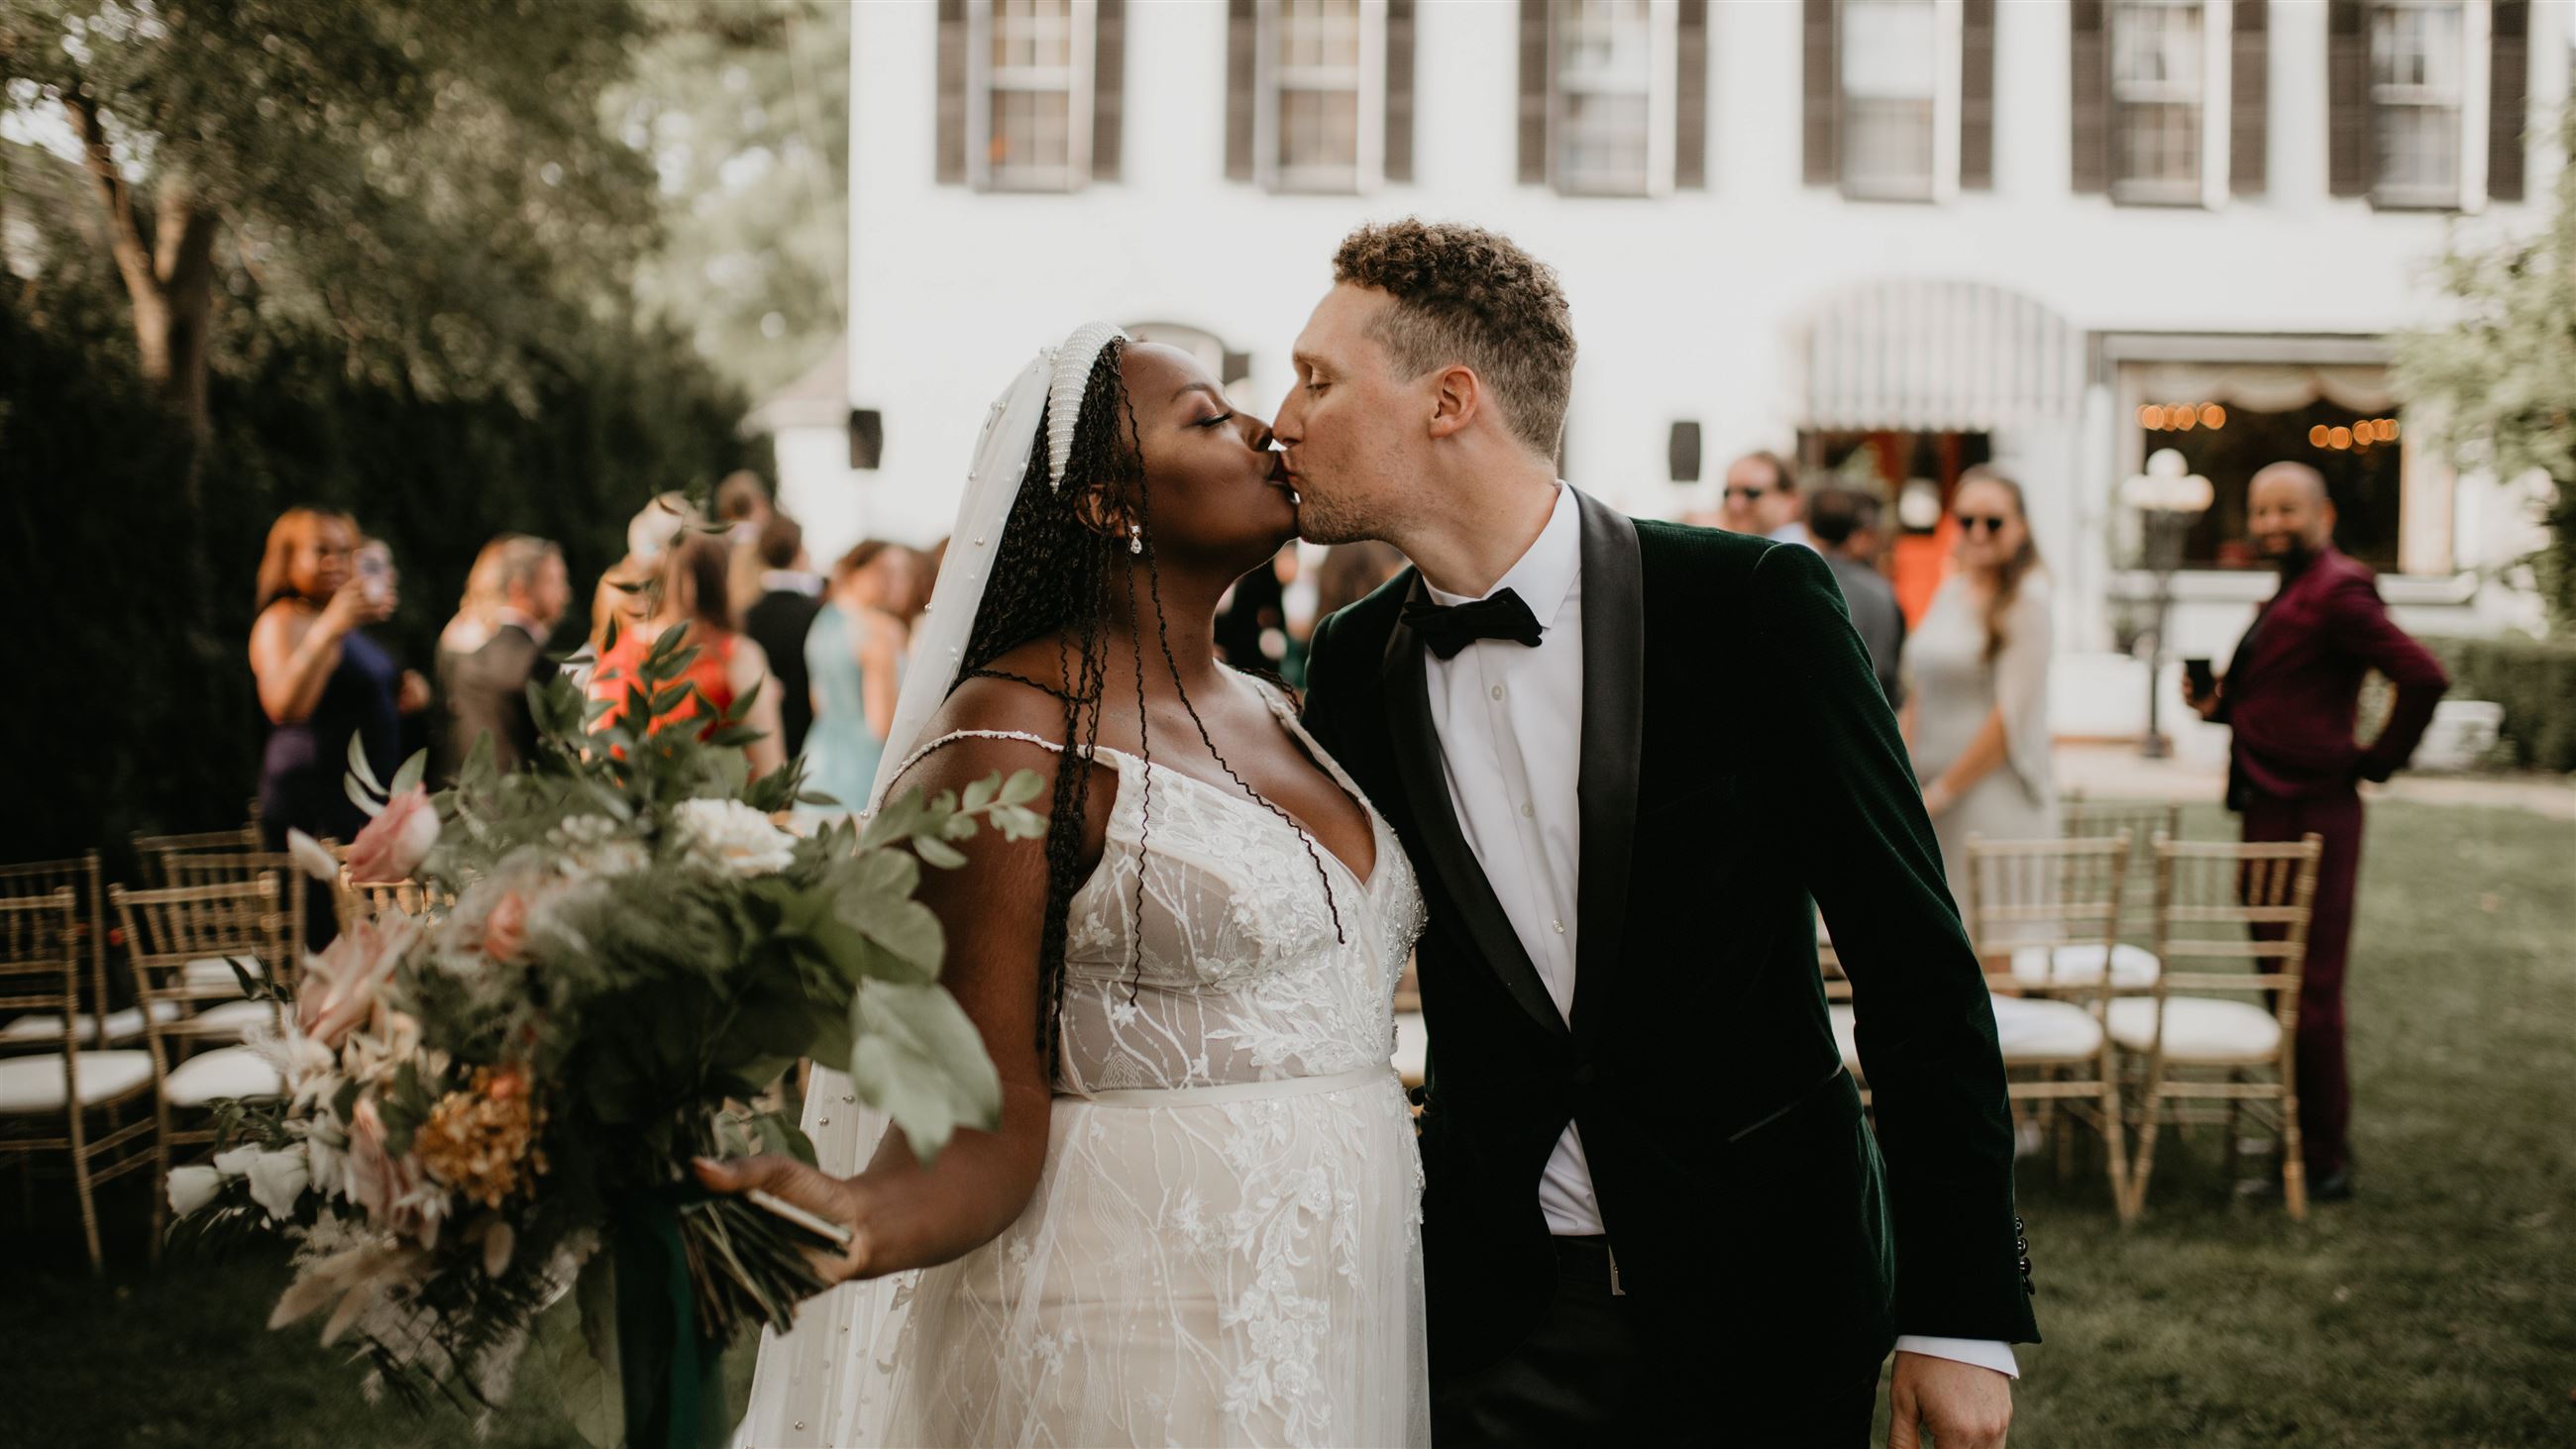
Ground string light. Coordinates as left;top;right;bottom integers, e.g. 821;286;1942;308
2141;403;2227;432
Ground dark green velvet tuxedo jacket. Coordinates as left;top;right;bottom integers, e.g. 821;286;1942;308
1301;490;2039;1386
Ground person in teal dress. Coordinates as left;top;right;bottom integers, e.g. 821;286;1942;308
801;541;912;813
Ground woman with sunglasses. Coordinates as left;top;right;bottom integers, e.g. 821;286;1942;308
1902;466;2058;897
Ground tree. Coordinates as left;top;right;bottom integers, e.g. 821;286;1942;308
2395;109;2576;630
614;0;847;399
0;0;661;500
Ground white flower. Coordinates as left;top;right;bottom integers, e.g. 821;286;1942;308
670;797;798;877
549;815;649;882
213;1144;261;1178
246;1146;312;1221
166;1165;224;1217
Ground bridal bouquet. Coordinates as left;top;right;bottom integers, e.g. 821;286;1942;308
170;625;1038;1446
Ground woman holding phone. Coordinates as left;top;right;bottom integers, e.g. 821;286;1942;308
250;508;405;939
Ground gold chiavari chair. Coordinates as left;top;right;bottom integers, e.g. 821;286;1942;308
131;823;264;886
0;853;114;1052
157;852;310;1012
2051;798;2185;985
110;879;294;1255
2111;834;2325;1222
1964;833;2135;1215
0;890;157;1271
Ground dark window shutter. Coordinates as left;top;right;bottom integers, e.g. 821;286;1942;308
1226;0;1256;182
1519;0;1550;185
1092;0;1125;182
2325;0;2369;197
2230;0;2268;195
936;0;967;185
2070;0;2108;193
1802;0;1838;185
1675;0;1708;189
1960;0;1994;190
1385;0;1416;183
2489;0;2527;201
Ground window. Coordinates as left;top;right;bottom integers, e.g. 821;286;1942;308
1838;0;1942;200
970;0;1096;191
1259;0;1384;193
1554;0;1661;195
2110;1;2206;201
2371;1;2468;205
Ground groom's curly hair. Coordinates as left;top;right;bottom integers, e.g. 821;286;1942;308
1333;218;1577;459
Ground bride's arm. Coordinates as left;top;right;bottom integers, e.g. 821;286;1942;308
698;707;1103;1284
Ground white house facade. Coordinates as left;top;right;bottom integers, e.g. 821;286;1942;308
770;0;2567;741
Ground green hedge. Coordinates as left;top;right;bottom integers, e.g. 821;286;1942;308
2421;634;2576;774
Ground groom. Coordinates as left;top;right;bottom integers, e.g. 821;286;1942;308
1283;221;2035;1446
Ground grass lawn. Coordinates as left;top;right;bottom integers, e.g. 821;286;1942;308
6;799;2570;1447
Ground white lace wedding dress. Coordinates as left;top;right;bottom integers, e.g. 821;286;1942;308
736;683;1430;1448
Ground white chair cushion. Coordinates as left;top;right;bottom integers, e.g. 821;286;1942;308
183;956;268;994
2106;996;2284;1065
94;1001;186;1044
1391;1011;1428;1088
184;999;280;1040
1828;1004;1862;1074
1987;995;2106;1063
162;1046;285;1107
0;1050;155;1113
2008;942;2163;990
0;1012;82;1047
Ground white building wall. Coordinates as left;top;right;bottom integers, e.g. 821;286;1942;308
820;0;2567;661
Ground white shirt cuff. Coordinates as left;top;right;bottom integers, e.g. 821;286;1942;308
1892;1335;2020;1379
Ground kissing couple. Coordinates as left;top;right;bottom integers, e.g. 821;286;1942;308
709;220;2037;1448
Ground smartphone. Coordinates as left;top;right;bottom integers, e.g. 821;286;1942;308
2183;658;2215;697
357;552;391;609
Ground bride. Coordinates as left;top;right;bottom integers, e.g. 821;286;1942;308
703;323;1430;1446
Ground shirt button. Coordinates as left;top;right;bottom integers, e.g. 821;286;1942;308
1552;919;1565;934
1520;802;1535;818
1489;683;1505;700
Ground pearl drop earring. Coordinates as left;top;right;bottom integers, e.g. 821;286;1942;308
1127;523;1143;556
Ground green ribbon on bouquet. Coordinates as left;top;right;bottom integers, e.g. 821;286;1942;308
608;1186;731;1449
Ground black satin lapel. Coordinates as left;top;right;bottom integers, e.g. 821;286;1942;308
1380;579;1569;1039
1570;490;1644;1046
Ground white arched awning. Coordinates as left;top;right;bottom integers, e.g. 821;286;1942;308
1798;278;2085;432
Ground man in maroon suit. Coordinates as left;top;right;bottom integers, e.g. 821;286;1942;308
2183;462;2449;1200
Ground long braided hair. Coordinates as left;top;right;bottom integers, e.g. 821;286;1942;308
955;339;1343;1078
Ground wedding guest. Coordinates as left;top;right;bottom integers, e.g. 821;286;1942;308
589;530;787;776
438;535;569;776
2183;461;2449;1203
1310;540;1408;625
1811;487;1906;706
564;495;701;690
1719;450;1813;548
801;541;912;812
1904;466;2056;893
742;514;827;758
250;509;398;944
714;468;775;623
1214;547;1290;672
355;537;436;753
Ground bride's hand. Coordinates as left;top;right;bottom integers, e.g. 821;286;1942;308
694;1154;880;1287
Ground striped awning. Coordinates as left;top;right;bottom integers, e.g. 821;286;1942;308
1799;279;2084;432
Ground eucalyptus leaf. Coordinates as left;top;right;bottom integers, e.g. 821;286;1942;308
345;733;384;796
998;769;1046;807
962;775;998;813
848;979;1002;1164
912;836;967;870
388;749;428;797
344;774;385;819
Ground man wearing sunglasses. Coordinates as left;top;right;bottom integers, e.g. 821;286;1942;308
2182;461;2448;1203
1719;450;1813;549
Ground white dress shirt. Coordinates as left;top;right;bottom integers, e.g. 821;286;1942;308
1421;484;2017;1380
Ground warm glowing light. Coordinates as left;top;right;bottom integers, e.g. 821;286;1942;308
2175;408;2197;431
2200;404;2225;429
2308;424;2331;447
2328;426;2353;449
2138;405;2162;429
2387;418;2401;440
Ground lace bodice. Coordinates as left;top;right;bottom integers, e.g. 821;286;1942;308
882;681;1425;1096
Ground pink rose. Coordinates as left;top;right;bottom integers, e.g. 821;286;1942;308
297;913;419;1051
346;1096;433;1243
347;786;440;882
482;890;529;962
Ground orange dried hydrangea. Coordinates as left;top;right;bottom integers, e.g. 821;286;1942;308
414;1066;548;1210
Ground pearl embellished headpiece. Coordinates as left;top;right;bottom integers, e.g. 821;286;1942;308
1045;321;1127;492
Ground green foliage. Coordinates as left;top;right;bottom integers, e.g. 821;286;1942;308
2419;633;2576;772
2395;107;2576;629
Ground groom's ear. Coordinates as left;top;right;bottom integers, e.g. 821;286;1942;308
1426;364;1483;443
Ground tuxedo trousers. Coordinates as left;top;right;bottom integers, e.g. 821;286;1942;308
2241;786;2365;1180
1430;1235;1880;1447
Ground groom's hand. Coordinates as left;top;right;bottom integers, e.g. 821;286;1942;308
694;1154;877;1286
1887;1351;2011;1448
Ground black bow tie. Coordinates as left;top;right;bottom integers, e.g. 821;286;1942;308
1402;587;1546;661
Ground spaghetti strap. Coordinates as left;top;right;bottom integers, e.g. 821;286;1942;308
872;728;1128;815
